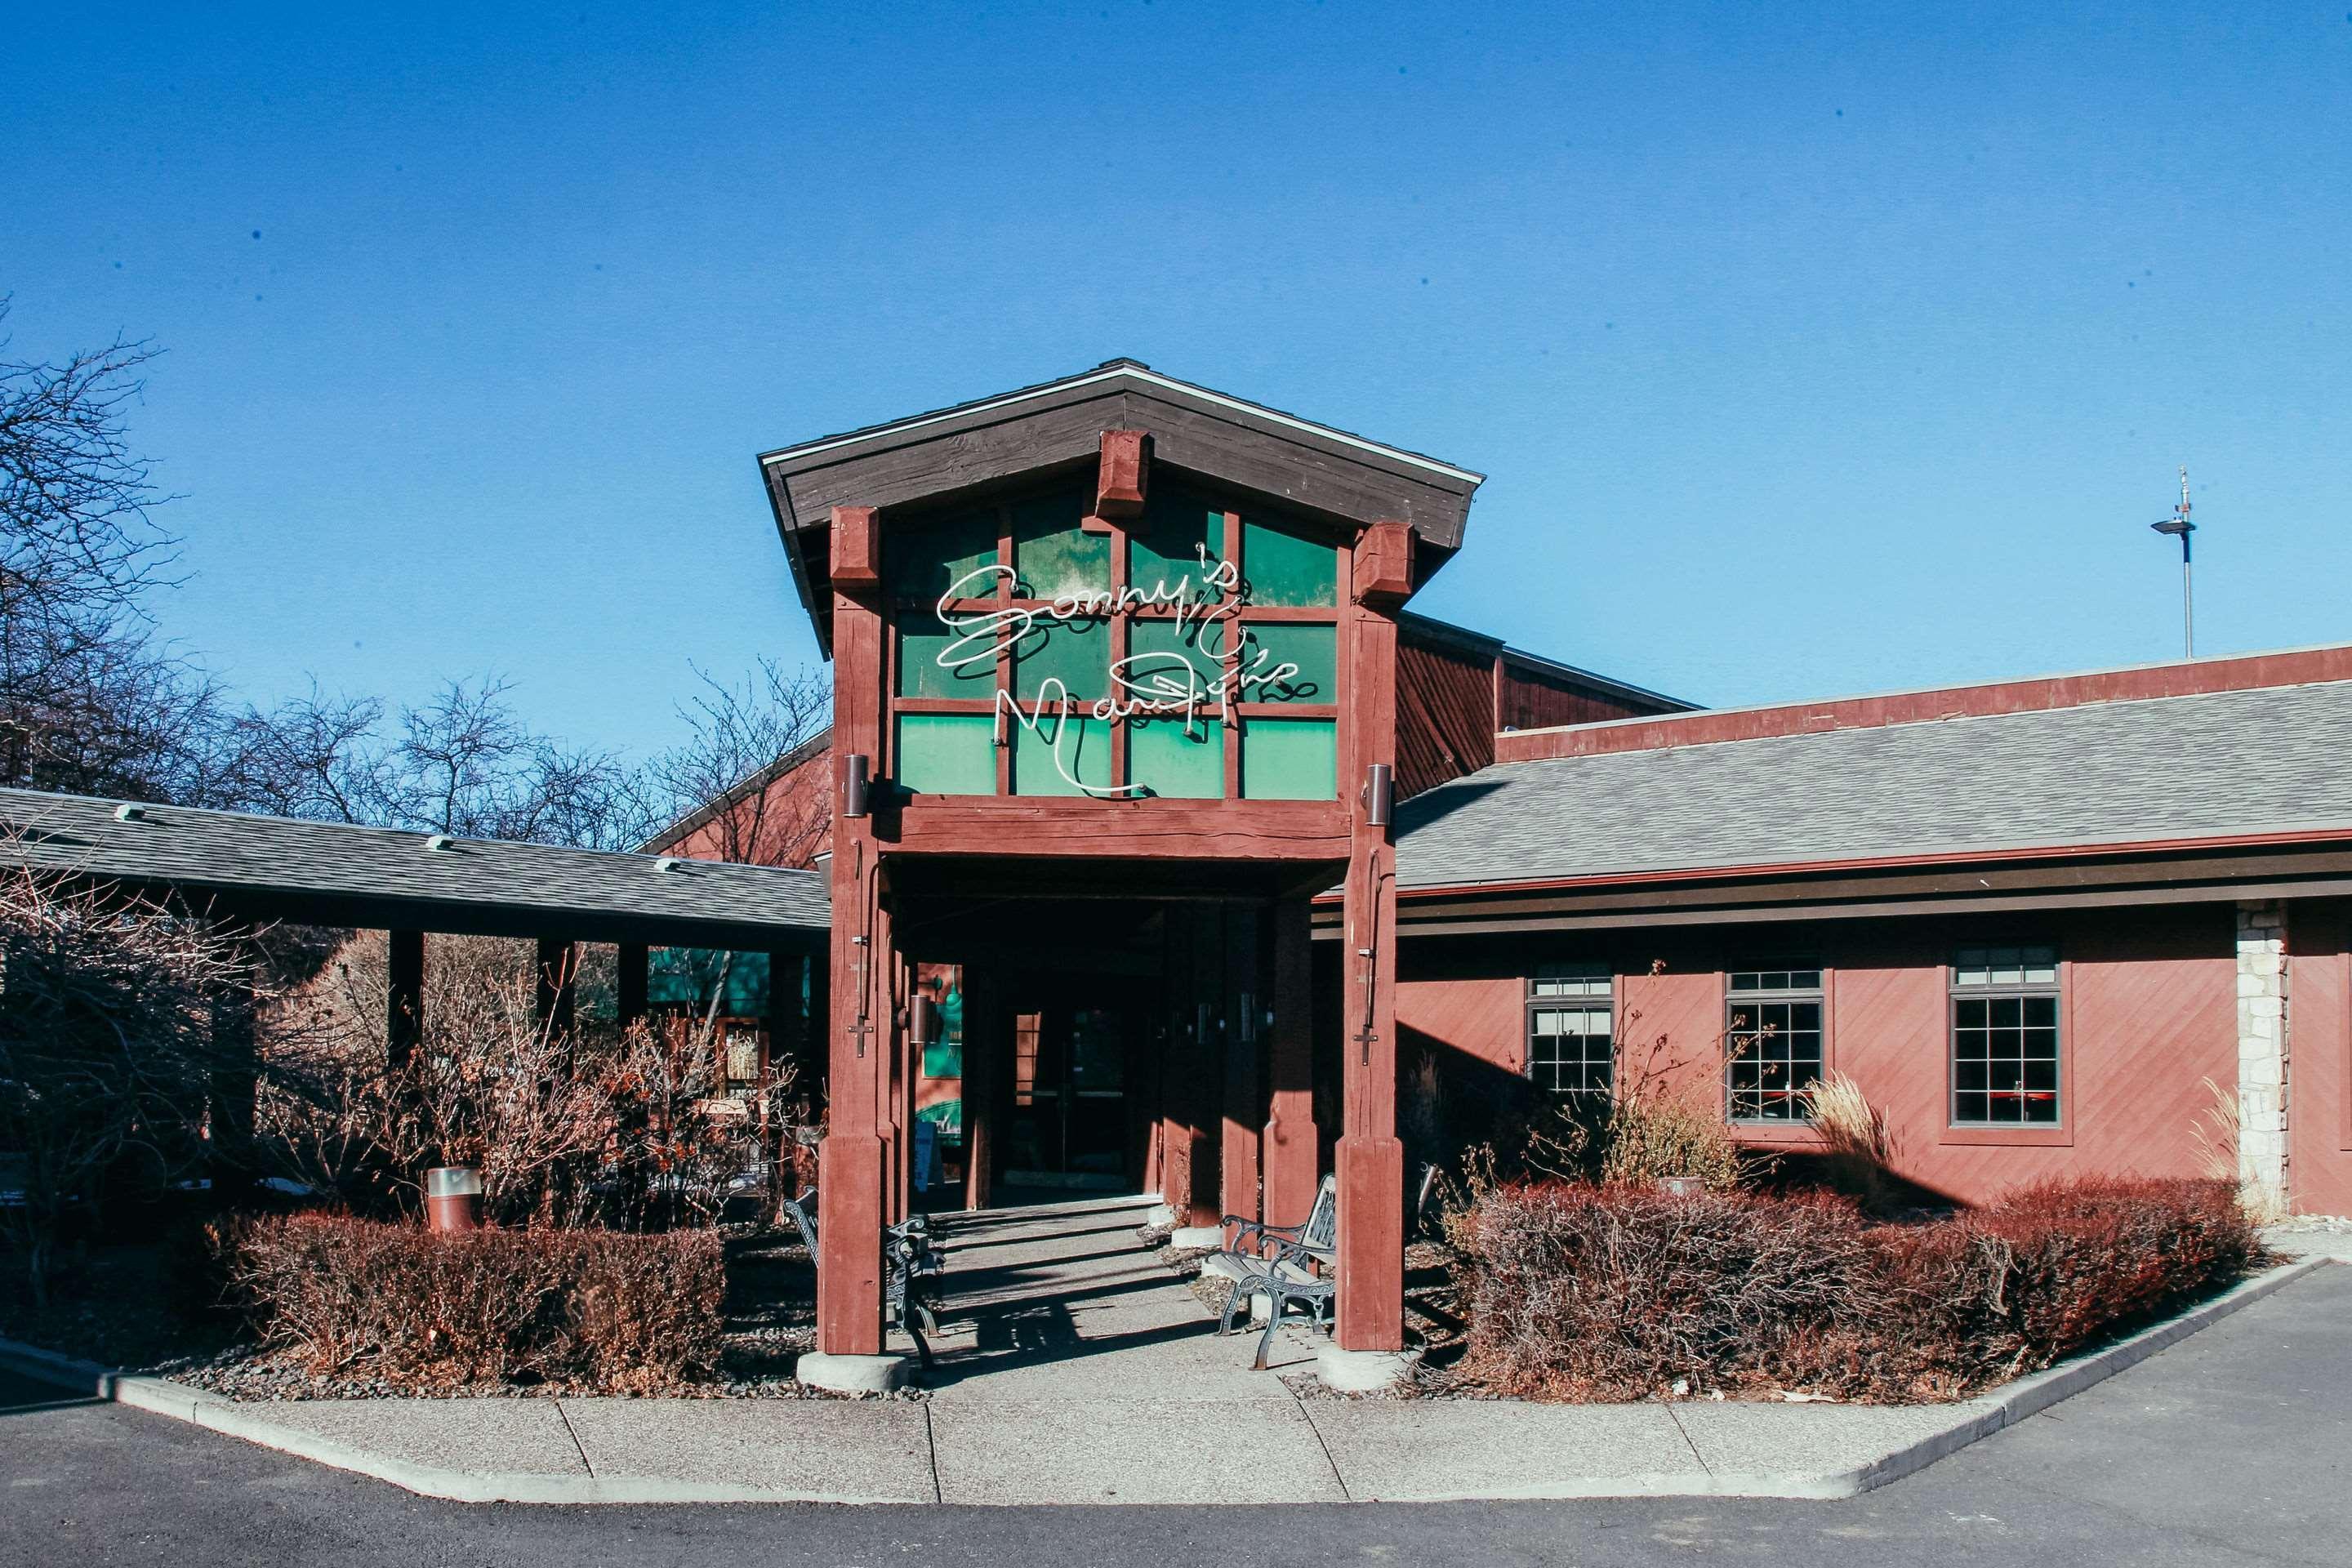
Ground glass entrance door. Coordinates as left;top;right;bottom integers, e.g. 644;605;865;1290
1006;1004;1131;1187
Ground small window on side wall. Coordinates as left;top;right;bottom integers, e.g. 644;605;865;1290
1726;966;1824;1121
1526;963;1613;1100
1951;946;2060;1125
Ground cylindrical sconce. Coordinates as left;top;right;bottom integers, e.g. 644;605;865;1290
840;752;871;818
909;994;939;1049
425;1165;482;1233
1361;762;1394;827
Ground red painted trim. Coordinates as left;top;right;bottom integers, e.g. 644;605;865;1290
1365;823;2352;906
1496;644;2352;764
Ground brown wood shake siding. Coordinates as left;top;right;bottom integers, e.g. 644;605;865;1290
1497;660;1668;735
1392;622;1686;800
1395;630;1498;798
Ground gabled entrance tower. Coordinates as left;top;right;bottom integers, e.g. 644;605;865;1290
758;361;1482;1381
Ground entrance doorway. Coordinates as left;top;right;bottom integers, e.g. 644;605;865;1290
1003;1003;1137;1189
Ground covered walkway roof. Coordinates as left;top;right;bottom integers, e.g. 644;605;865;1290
0;787;829;951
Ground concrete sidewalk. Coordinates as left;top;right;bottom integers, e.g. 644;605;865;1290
1;1196;2333;1506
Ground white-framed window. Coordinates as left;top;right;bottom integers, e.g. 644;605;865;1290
1526;963;1614;1100
1950;945;2061;1125
1726;966;1824;1121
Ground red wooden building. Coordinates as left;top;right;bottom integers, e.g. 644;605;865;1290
677;360;2352;1387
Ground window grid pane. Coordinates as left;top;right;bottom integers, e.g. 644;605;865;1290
1951;949;2061;1123
1725;971;1824;1120
1526;995;1613;1099
1728;969;1823;993
1531;961;1611;1000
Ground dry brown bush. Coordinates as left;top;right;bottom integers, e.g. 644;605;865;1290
1448;1175;2258;1403
217;1212;725;1388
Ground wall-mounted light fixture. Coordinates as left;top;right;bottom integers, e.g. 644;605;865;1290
909;993;939;1049
1361;762;1393;828
840;753;871;818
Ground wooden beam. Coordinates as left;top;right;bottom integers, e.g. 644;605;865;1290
1352;519;1415;607
1335;591;1405;1352
1263;897;1318;1231
1219;901;1263;1234
829;504;882;595
1094;429;1151;521
817;585;892;1356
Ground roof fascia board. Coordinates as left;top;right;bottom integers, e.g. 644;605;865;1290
1372;874;2352;939
764;376;1479;545
761;363;1482;487
1388;822;2352;902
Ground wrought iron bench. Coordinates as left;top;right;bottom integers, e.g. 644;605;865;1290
1209;1174;1339;1370
781;1187;947;1369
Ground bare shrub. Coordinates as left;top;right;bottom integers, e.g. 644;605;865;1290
1448;1175;2259;1402
257;931;799;1227
1448;1184;1883;1401
1595;1093;1746;1192
259;933;614;1223
0;860;257;1303
218;1213;724;1388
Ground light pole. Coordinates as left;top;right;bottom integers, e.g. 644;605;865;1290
2151;466;2195;658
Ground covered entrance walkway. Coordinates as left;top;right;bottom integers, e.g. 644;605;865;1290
914;1192;1350;1503
922;1192;1317;1393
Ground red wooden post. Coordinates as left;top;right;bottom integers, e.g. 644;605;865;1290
1218;902;1263;1235
817;510;891;1358
1185;904;1225;1227
1262;897;1318;1230
886;933;911;1225
1336;523;1409;1352
1156;907;1214;1222
962;967;996;1211
386;929;425;1068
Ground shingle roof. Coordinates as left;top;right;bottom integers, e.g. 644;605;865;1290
1392;679;2352;891
0;788;829;943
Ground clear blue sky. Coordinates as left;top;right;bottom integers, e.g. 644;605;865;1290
7;3;2349;757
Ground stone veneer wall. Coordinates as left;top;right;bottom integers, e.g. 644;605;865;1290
2236;899;2290;1209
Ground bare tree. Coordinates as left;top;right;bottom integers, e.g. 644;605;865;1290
0;298;236;804
218;675;659;851
0;858;257;1304
644;659;831;866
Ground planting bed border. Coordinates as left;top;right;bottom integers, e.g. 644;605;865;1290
0;1257;2332;1505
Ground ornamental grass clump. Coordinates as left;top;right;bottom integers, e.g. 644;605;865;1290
1446;1174;2258;1403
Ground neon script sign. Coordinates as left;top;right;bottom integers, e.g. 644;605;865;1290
933;547;1303;798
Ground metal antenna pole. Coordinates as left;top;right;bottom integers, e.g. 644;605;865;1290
2152;466;2196;658
2178;467;2194;658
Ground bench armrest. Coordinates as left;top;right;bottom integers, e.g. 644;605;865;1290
1223;1216;1308;1256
